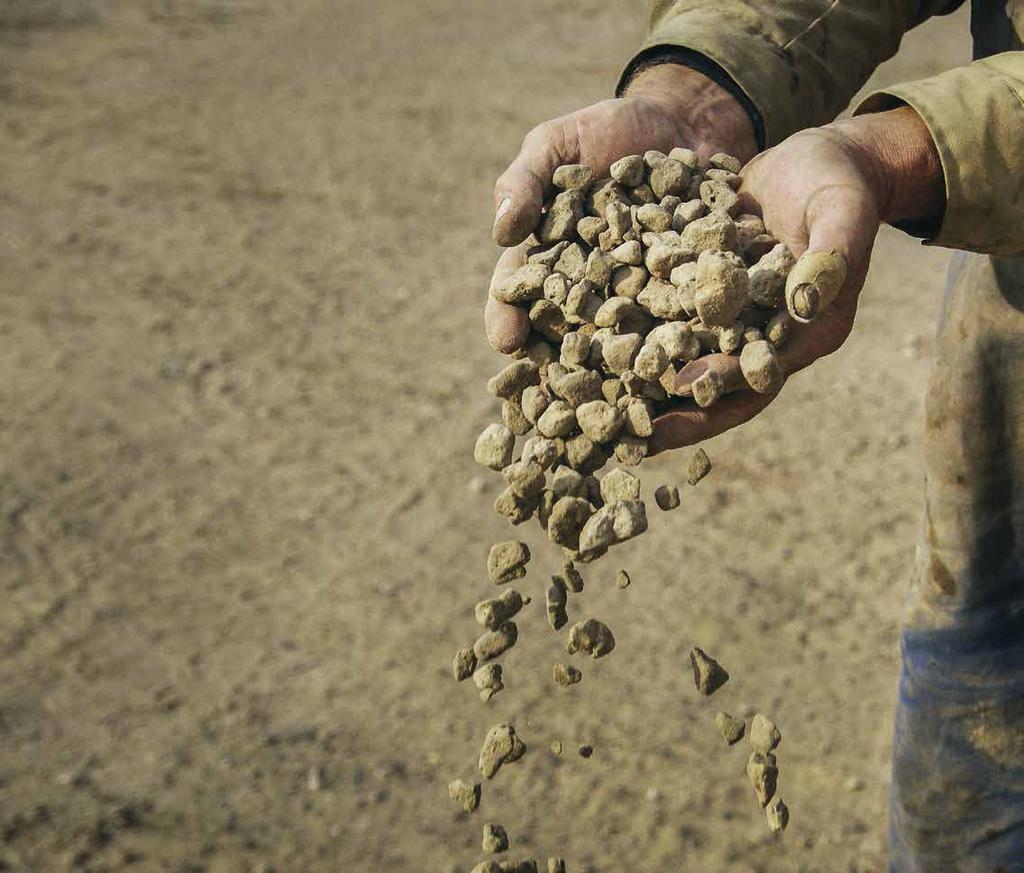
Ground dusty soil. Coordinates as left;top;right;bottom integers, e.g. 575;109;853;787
0;2;970;870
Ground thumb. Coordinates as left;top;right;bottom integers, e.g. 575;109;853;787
493;118;578;247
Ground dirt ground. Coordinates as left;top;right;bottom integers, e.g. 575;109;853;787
0;2;973;871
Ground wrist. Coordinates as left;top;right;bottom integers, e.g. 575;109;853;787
624;63;758;164
830;107;945;226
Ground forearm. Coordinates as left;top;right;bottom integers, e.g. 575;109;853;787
831;106;945;227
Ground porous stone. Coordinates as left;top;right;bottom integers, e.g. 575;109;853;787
694;250;749;327
552;662;582;686
453;647;477;682
740;340;784;394
749;714;782;754
688;448;712;485
538;189;584;243
487;540;530;585
599;467;641;503
766;796;789;833
576;400;624;444
502;459;546;499
476;589;525;629
483;822;509;853
547;496;594;551
610;154;644;187
493;263;550;303
746;751;779;807
546;576;568;630
474;663;504;701
448;778;481;812
474;622;518;663
690;646;729;695
654;484;680;510
566;618;615;657
475;424;516;471
553;163;594;191
478;722;527;779
716;712;745;746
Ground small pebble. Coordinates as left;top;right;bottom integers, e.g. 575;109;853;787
578;744;593;759
550;740;562;755
766;795;789;833
715;712;745;745
448;778;481;812
749;713;782;754
483;822;509;853
552;662;582;687
688;448;712;485
690;646;729;695
654;484;680;510
615;569;631;589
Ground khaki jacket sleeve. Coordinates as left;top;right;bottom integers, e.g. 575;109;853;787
622;0;961;146
855;55;1024;256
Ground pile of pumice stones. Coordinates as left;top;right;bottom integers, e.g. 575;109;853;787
449;149;834;870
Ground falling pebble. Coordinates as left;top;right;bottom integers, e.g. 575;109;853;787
578;744;593;759
615;569;631;589
550;740;562;756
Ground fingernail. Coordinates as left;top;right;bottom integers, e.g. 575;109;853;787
792;283;820;320
493;196;512;234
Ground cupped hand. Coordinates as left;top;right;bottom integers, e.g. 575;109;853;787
486;63;757;354
650;123;886;454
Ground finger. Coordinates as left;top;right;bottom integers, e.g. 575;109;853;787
650;391;775;454
494;119;577;247
485;244;531;353
673;353;746;397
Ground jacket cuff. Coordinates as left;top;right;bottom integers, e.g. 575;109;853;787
617;8;838;147
854;59;1024;256
617;46;766;151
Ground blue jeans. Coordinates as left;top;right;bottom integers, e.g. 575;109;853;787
889;253;1024;872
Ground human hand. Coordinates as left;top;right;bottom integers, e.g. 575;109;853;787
486;63;757;354
651;106;944;453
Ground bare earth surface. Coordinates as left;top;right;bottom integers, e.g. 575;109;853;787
0;2;971;871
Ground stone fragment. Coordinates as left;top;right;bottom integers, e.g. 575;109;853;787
550;466;586;500
527;240;570;268
554;242;587;282
636;203;672;232
765;310;793;347
650;157;690;198
553;163;594;191
476;589;525;629
546;576;568;630
530;298;570;342
748;242;796;307
672;198;706;231
576;400;624;444
493;263;550;303
547;496;594;551
560;560;584;593
502;398;532;436
766;796;789;833
646;321;700;361
453;647;477;682
585;248;615;287
654;484;680;511
740;340;784;394
502;459;546;499
475;423;516;471
694;250;749;327
610;264;648;299
550;368;603;407
690;646;729;695
716;712;745;746
629;183;657;204
577;215;607;246
520;385;551;424
615;569;631;589
746;751;779;807
520;435;563;469
478;722;526;780
613;434;649;466
681;211;738;254
564;432;608;474
474;663;504;701
644;149;667;168
536;400;577;439
566;618;615;657
691;368;724;408
550;740;562;755
494;486;539;525
633;342;668;382
552;662;582;686
483;822;509;853
599;467;640;503
688;448;712;485
538;189;584;243
602;333;643;375
749;714;782;754
668;146;699;168
488;360;541;399
644;245;692;283
610;239;642;265
609;154;644;186
448;778;481;812
700;178;740;216
716;320;744;355
547;859;566;873
578;744;594;758
474;622;518;663
623;397;655;438
594;296;639;328
709;152;742;173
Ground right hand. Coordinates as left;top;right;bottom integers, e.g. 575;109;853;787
486;63;758;353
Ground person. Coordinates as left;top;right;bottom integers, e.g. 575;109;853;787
485;2;1024;870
